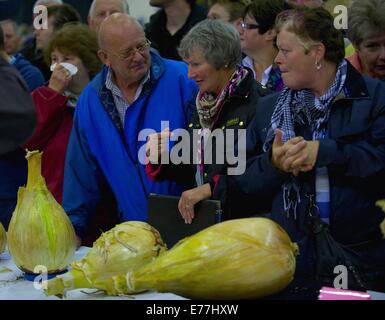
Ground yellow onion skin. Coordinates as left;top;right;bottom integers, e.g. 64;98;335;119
125;218;299;300
0;222;6;254
44;221;167;296
376;200;385;237
7;151;76;274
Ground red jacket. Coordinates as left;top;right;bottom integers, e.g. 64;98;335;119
24;86;73;203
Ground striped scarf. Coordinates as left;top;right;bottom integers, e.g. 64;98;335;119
196;66;248;129
263;59;348;219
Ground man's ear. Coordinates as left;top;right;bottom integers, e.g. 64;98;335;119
98;49;109;66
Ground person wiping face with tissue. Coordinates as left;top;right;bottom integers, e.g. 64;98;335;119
49;50;88;107
23;23;102;206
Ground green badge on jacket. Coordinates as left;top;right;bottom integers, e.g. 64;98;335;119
226;118;240;127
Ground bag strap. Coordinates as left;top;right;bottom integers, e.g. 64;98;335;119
305;193;326;234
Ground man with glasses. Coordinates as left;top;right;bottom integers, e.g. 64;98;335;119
62;14;198;244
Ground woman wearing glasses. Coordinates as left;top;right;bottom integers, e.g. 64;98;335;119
233;7;385;296
146;19;266;223
240;0;290;92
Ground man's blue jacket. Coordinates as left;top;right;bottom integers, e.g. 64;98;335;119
62;51;198;236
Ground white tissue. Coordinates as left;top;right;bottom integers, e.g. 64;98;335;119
50;62;78;76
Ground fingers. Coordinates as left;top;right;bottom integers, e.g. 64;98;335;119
273;129;283;147
178;193;195;224
292;163;314;176
48;65;72;93
55;64;72;80
283;153;309;172
271;129;285;167
300;164;314;172
146;128;172;163
286;136;305;146
272;130;305;170
284;139;307;157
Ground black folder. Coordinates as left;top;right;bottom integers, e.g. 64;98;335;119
147;193;222;248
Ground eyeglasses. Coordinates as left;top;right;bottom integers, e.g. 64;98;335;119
241;22;259;30
106;39;151;61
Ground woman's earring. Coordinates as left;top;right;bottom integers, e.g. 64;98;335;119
315;61;322;70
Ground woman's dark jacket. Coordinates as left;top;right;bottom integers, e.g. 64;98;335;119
146;70;268;219
231;61;385;293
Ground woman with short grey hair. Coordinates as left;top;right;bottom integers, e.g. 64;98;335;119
179;18;242;70
146;19;266;223
347;0;385;80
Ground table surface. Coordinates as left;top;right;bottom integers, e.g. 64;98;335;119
0;247;185;300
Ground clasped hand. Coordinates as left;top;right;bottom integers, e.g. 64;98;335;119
271;129;319;176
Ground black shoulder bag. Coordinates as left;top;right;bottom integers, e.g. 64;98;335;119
307;195;383;291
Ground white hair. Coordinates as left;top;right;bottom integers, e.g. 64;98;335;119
34;0;63;7
88;0;130;18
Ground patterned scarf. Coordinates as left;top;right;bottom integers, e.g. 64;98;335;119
196;66;248;129
263;59;348;219
265;64;284;92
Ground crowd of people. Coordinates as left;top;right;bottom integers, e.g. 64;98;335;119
1;0;385;298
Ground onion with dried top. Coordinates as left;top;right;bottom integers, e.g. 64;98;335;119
7;151;76;274
45;221;167;296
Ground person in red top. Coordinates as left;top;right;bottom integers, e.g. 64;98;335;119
24;23;102;203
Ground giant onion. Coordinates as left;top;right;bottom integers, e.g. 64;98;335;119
376;200;385;238
114;218;299;299
45;221;166;296
7;151;76;274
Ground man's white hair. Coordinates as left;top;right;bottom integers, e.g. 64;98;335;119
34;0;63;7
88;0;130;18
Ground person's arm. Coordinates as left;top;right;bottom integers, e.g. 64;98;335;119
287;100;385;179
23;86;68;150
0;57;35;155
24;64;73;150
316;107;385;178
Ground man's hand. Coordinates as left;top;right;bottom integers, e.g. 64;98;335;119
48;64;72;94
145;128;172;164
178;183;212;224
